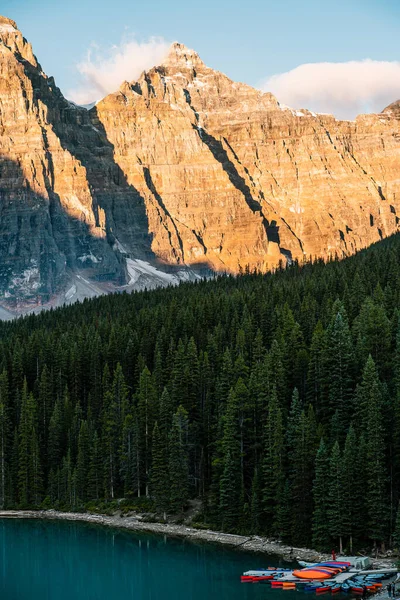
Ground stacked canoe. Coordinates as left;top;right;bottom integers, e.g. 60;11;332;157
293;562;351;580
241;560;391;594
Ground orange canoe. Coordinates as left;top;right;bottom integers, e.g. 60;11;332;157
293;569;332;580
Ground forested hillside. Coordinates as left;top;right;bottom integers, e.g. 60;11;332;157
1;234;400;552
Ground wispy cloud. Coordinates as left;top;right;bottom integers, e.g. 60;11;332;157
260;60;400;120
67;36;170;105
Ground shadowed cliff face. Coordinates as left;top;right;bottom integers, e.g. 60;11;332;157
89;42;400;274
1;20;400;306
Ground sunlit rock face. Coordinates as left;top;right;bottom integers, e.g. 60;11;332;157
1;20;400;307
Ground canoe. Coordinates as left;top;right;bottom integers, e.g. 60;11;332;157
311;567;341;575
293;569;333;580
244;570;276;576
331;585;342;594
293;569;332;579
305;583;324;590
316;586;331;593
240;575;273;582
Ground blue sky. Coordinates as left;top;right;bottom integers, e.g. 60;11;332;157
2;0;400;116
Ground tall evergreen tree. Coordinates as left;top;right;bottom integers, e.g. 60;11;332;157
168;406;189;513
219;387;242;531
262;386;284;534
312;439;330;550
0;371;10;508
328;441;344;553
151;422;169;518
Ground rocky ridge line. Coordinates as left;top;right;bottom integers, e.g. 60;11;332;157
1;17;400;310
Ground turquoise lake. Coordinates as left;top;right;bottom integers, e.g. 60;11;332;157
0;518;294;600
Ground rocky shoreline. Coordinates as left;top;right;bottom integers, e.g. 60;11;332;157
0;509;333;562
1;509;393;569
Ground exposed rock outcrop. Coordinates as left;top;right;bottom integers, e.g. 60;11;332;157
1;19;400;308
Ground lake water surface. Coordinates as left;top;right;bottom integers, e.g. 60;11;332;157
0;518;294;600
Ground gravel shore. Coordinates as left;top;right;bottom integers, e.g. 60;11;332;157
0;510;396;568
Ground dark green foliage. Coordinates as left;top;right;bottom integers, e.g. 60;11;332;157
341;425;364;553
312;439;330;550
394;502;400;549
150;422;169;518
0;233;400;547
328;441;344;553
168;406;189;513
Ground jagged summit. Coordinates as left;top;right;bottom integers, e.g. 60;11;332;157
383;100;400;117
162;41;205;69
0;15;37;66
0;16;18;31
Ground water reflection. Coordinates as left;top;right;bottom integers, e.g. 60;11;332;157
0;519;291;600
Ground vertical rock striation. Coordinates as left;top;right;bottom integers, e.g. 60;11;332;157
1;20;400;307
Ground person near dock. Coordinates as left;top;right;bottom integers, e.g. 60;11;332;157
332;549;336;561
362;586;367;600
387;583;393;598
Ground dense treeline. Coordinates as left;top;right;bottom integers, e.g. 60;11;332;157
1;236;400;552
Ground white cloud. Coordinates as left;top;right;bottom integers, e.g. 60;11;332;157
260;60;400;120
67;36;170;105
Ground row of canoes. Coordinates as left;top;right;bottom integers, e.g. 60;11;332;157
241;576;383;594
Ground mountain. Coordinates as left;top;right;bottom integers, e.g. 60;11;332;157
1;16;400;313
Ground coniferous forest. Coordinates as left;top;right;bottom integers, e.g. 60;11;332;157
2;235;400;553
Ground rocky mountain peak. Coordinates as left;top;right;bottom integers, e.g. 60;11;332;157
383;100;400;118
0;15;18;31
0;14;37;66
162;42;205;69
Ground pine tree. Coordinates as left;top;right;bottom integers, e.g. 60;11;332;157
47;400;64;474
168;406;189;513
150;422;169;518
290;405;318;545
219;387;242;531
312;439;330;550
394;502;400;549
355;355;381;430
137;366;157;497
328;441;344;553
120;412;141;496
102;390;120;499
341;425;363;552
262;386;284;534
88;431;103;501
0;371;10;508
18;382;41;507
307;322;327;419
354;298;391;378
275;478;292;542
250;466;262;533
326;304;354;435
362;358;388;548
76;420;90;503
112;363;129;423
